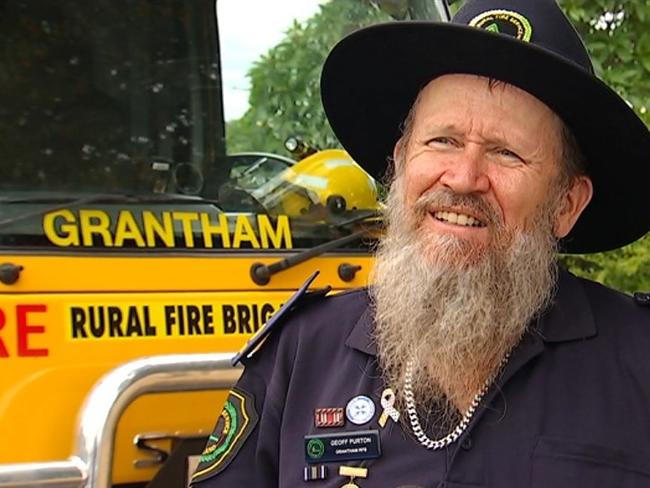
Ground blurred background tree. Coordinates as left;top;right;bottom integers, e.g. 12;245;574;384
226;0;391;155
226;0;650;293
558;0;649;293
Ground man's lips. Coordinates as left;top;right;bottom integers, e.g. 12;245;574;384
413;189;498;230
430;210;487;228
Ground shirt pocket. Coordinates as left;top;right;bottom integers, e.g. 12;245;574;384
531;437;650;488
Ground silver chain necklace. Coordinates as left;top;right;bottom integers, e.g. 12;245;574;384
403;353;511;450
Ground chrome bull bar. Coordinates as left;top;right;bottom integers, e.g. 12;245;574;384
0;353;241;488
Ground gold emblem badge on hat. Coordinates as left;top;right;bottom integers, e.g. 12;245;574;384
469;9;533;42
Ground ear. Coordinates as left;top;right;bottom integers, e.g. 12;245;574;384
392;136;408;175
393;139;404;177
392;142;400;165
554;175;593;238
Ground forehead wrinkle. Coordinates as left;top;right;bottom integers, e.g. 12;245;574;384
410;75;565;164
417;114;519;149
489;81;566;160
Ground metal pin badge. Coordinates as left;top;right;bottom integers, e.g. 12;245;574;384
339;465;368;488
315;407;345;428
378;388;400;428
303;464;328;481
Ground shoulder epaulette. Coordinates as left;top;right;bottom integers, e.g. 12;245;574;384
634;292;650;307
231;271;331;366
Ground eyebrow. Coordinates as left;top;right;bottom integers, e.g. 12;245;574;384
420;122;513;147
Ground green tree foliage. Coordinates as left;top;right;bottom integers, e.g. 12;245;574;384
226;0;390;155
559;0;650;292
227;0;650;292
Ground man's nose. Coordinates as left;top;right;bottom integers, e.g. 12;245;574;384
438;146;490;194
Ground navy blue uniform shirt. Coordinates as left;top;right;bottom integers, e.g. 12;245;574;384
192;270;650;487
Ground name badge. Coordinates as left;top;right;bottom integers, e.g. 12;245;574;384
304;430;381;464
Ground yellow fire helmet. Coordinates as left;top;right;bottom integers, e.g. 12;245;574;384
251;149;380;219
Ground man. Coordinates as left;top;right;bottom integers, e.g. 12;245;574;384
192;0;650;486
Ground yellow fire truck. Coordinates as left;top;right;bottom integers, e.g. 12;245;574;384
0;1;448;487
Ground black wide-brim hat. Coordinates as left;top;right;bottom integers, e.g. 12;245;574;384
321;0;650;253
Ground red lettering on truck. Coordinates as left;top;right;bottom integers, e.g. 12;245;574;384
0;308;8;357
17;305;49;357
0;304;49;357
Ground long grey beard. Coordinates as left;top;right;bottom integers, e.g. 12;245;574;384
371;181;559;425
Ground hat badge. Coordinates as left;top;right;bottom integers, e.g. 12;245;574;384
469;9;533;42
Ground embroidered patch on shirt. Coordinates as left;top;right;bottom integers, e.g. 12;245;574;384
190;387;259;483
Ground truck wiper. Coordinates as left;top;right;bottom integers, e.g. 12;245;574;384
250;213;382;285
0;193;221;230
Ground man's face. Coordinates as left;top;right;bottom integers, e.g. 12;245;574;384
375;74;594;411
397;74;571;257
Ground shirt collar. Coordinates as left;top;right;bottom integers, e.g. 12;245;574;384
536;268;597;342
344;268;597;356
345;295;377;356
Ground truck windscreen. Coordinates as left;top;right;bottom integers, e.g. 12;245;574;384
1;0;449;252
0;0;224;196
